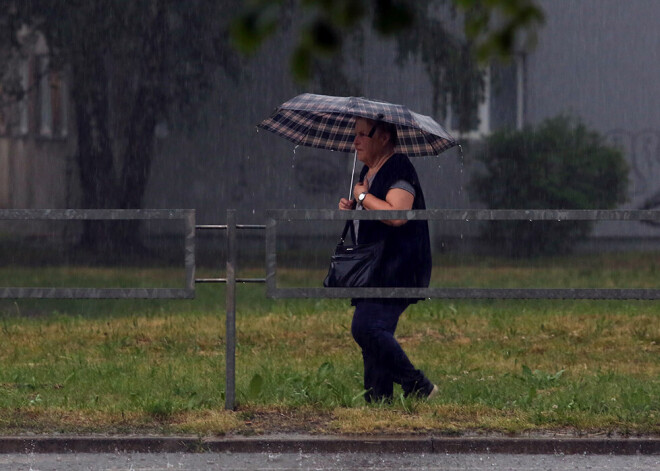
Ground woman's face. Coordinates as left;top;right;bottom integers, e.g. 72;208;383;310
354;118;385;165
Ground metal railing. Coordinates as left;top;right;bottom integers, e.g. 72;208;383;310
0;209;195;299
194;210;266;410
266;209;660;300
4;208;660;411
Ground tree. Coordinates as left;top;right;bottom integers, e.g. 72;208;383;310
0;0;544;251
0;0;238;250
232;0;543;131
469;116;629;257
233;2;543;81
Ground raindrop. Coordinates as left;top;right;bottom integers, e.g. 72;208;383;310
457;144;466;201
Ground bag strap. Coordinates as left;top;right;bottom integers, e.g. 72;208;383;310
339;220;357;245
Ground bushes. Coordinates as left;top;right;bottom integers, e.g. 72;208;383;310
469;116;629;257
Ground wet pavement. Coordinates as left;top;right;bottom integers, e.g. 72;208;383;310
1;450;660;470
0;434;659;470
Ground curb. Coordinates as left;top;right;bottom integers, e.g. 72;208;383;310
0;435;659;455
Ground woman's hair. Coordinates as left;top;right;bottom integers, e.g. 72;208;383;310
376;121;398;148
361;118;398;148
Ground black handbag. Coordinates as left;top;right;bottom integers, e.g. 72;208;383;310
323;220;385;288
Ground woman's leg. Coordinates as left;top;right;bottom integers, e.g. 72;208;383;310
359;346;393;402
352;300;393;402
351;299;434;401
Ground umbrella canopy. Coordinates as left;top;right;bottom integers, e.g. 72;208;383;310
258;93;456;157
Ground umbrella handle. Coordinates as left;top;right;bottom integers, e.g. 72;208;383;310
348;150;357;201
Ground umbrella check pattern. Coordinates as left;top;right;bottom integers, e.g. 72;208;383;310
258;93;457;157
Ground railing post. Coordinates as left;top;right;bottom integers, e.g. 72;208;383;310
225;209;237;410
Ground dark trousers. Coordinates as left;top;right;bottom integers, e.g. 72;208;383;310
351;299;433;403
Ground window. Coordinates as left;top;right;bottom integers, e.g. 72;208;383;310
0;101;7;136
445;54;525;139
0;56;29;137
0;30;67;139
18;57;29;136
36;55;68;139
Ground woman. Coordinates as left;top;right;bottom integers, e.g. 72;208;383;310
338;116;437;403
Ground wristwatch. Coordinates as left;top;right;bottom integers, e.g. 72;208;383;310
358;192;368;204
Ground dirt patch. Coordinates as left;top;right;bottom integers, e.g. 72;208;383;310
235;407;334;435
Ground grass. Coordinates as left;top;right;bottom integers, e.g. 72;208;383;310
0;253;659;436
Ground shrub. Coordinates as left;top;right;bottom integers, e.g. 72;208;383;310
468;116;629;257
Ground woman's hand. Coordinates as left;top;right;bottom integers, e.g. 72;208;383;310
353;180;369;200
339;198;355;210
355;187;414;226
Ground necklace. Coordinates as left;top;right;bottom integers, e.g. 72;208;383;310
367;151;394;178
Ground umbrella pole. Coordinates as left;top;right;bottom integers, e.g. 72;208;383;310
348;150;357;200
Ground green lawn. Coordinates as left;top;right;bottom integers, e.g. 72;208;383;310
0;255;658;436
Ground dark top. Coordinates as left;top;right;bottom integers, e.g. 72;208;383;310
352;153;432;304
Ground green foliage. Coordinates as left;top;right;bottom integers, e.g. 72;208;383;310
233;1;488;130
248;373;264;398
0;0;240;223
456;0;545;61
2;0;239;126
469;116;629;257
0;270;659;434
231;0;544;131
232;0;544;81
394;3;485;129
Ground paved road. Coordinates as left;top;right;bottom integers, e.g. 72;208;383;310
2;451;659;470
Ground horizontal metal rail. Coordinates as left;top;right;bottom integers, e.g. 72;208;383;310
269;208;660;221
0;209;191;220
195;278;266;283
196;224;266;230
266;287;660;300
0;287;194;299
0;209;195;299
193;223;266;286
196;225;228;230
265;209;660;300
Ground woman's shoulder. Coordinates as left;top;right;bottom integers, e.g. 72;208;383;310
382;153;411;171
391;152;411;164
384;153;418;180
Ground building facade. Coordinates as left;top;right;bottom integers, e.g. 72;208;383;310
2;1;659;246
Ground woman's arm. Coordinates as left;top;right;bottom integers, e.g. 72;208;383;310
338;197;355;210
355;180;414;226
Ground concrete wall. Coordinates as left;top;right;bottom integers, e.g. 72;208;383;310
529;0;660;237
143;27;470;248
5;2;660;248
0;137;74;209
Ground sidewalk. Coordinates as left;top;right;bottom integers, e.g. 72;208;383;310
1;434;659;455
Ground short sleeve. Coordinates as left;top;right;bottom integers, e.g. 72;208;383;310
390;179;416;197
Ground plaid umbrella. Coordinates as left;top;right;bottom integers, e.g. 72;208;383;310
258;93;456;157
